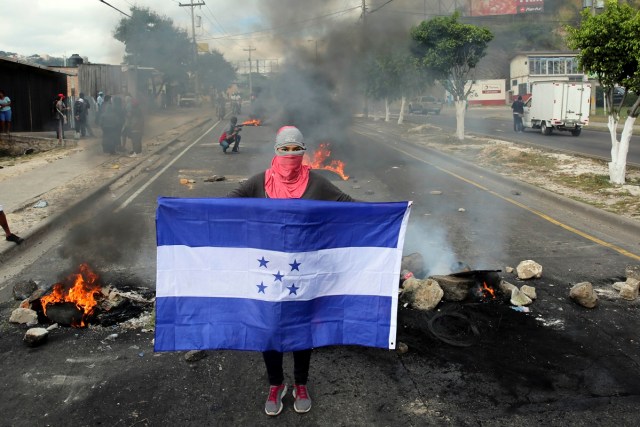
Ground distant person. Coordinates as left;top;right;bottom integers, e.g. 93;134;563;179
54;93;68;144
216;94;226;120
82;93;95;137
95;91;104;125
511;95;525;133
0;204;23;244
124;99;144;157
220;116;241;154
99;95;124;154
0;89;12;135
73;93;89;138
121;94;133;149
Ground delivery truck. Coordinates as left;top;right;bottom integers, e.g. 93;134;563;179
522;81;591;137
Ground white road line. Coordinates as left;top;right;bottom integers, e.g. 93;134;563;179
114;122;218;212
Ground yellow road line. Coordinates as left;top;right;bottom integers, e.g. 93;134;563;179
368;132;640;262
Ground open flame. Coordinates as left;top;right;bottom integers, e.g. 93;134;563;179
303;142;349;181
241;119;261;126
40;263;102;327
481;281;496;299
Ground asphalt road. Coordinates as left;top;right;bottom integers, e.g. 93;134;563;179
2;116;640;426
406;111;640;167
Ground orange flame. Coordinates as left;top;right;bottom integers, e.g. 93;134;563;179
303;142;349;181
241;119;261;126
40;263;102;327
481;282;496;299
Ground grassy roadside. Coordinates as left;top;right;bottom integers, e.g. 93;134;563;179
402;124;640;220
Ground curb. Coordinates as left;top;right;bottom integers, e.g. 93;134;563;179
0;116;215;266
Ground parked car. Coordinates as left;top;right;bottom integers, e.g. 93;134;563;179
408;96;443;114
179;93;202;107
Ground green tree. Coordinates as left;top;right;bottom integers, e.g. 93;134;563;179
566;0;640;184
411;12;493;140
197;49;236;95
367;53;402;122
114;6;192;97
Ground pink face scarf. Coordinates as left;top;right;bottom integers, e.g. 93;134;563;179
264;155;311;199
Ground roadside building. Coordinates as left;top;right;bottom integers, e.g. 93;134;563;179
465;79;507;106
510;52;587;101
0;57;69;132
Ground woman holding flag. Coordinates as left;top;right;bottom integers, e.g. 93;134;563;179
228;125;354;416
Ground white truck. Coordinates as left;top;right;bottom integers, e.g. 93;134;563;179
522;81;591;137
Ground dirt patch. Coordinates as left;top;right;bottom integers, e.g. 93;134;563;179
404;126;640;220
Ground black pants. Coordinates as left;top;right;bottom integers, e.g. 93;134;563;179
129;131;142;154
225;135;240;151
262;349;312;386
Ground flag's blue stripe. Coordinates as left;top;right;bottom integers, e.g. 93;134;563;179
156;197;409;251
154;295;393;352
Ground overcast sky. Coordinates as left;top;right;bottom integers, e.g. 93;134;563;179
0;0;378;65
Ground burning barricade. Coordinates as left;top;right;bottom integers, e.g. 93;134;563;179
9;263;154;346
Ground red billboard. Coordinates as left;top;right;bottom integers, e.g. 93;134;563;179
469;0;544;16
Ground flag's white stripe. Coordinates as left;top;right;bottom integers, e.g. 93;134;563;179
156;246;401;302
387;201;412;349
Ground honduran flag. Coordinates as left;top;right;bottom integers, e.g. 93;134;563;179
155;197;411;352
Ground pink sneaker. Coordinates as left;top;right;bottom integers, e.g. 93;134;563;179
293;384;312;413
264;384;287;416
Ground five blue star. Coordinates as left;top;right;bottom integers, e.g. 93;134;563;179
258;257;269;268
273;270;284;282
289;259;301;271
256;282;267;294
287;283;299;295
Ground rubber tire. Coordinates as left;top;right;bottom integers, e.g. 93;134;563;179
541;122;552;135
571;128;582;137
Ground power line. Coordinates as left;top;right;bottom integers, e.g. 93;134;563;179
98;0;131;17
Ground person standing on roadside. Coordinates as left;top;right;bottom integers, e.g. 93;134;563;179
54;93;68;144
73;93;89;138
0;205;23;245
95;91;104;125
227;126;354;417
99;95;123;154
511;95;525;133
125;99;144;157
0;89;12;135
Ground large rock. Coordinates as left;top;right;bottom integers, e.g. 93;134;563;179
510;288;533;306
569;282;598;308
516;260;542;280
9;308;38;325
619;278;640;301
401;278;443;311
520;285;537;300
430;275;474;301
12;280;38;301
499;280;518;297
626;265;640;281
23;328;49;347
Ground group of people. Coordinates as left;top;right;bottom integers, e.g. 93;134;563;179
98;93;144;156
53;91;144;156
53;92;95;142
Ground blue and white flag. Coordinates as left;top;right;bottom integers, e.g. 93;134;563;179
155;197;411;352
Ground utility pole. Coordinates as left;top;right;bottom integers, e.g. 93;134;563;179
243;45;256;98
179;0;205;94
362;0;368;118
